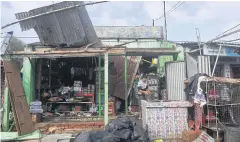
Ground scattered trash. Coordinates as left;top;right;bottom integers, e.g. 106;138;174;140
48;126;59;134
74;116;150;142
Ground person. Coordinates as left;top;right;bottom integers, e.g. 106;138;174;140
137;75;150;119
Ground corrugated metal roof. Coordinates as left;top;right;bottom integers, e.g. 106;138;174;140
1;32;25;69
15;1;100;47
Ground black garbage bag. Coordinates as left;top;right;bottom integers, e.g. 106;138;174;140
98;134;121;142
90;131;111;142
106;117;133;132
105;117;134;140
75;116;150;142
132;124;150;142
74;132;91;142
74;131;112;142
112;129;132;140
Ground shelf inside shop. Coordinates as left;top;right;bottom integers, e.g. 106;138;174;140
46;102;93;104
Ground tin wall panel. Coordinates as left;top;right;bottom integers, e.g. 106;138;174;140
198;56;211;75
186;53;198;78
165;61;186;101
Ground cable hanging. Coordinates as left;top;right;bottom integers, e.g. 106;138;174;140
208;23;240;43
154;1;185;21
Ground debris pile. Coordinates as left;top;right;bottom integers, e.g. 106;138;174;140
74;116;150;142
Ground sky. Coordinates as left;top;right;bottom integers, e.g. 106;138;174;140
1;1;240;44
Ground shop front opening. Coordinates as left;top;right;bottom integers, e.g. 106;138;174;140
34;57;104;122
128;56;160;113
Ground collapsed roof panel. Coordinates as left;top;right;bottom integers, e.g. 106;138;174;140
110;56;141;100
1;32;25;69
15;1;101;47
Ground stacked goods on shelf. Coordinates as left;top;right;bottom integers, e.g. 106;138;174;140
147;73;159;100
73;81;82;93
30;101;43;113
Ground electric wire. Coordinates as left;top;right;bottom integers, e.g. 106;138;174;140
215;24;240;39
154;1;185;21
208;24;240;43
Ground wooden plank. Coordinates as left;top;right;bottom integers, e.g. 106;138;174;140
3;60;34;135
184;77;240;85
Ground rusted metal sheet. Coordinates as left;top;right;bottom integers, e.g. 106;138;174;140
110;56;141;100
3;60;34;135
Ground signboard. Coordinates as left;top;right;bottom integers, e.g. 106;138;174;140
203;44;240;57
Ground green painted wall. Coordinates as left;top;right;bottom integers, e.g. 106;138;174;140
22;58;35;105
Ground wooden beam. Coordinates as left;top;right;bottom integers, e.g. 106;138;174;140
2;47;180;58
184;77;240;85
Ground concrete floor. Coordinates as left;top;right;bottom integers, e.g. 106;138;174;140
23;134;73;142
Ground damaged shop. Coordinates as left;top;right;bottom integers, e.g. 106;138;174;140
182;42;240;142
1;1;202;142
0;36;180;141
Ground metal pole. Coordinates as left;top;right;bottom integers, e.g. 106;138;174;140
124;55;128;115
3;86;10;132
211;45;222;77
163;1;167;40
195;28;202;55
104;53;109;126
152;19;155;26
98;55;102;117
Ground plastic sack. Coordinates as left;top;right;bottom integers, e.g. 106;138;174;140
105;117;133;132
74;132;91;142
30;109;43;113
30;101;42;106
98;135;120;142
89;131;110;142
132;125;150;142
30;105;42;110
